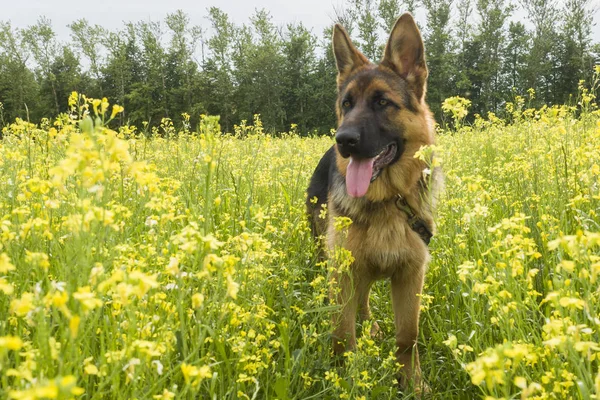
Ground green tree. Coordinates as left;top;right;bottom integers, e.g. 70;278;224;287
520;0;560;104
230;10;286;131
347;0;380;60
69;19;106;96
502;22;530;92
422;0;455;117
130;20;168;126
200;7;236;131
454;0;474;97
0;6;597;133
378;0;402;32
102;23;143;125
281;23;320;132
23;17;61;115
472;0;513;114
311;27;338;133
44;46;87;113
248;10;285;130
165;10;204;125
0;22;38;121
555;0;596;103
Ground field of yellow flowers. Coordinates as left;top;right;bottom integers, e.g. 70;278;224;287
0;90;599;400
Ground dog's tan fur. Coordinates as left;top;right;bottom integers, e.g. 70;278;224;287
313;13;438;389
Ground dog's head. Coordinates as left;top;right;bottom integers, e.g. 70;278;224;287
332;14;434;199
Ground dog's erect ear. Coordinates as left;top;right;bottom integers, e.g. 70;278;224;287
381;13;428;101
332;24;369;84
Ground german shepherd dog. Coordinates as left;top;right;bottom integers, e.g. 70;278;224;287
306;13;439;388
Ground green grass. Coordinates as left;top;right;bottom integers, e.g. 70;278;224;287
0;95;599;399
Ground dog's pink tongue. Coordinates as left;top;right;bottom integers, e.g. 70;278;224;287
346;157;375;197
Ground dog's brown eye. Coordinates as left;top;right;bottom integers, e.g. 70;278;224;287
342;100;351;108
378;99;388;106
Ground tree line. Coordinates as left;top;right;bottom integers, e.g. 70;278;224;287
0;0;597;134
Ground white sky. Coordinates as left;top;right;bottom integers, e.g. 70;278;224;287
1;0;599;47
2;0;345;42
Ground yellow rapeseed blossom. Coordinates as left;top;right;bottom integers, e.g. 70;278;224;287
69;315;81;338
181;363;212;386
73;286;103;313
192;293;204;309
0;336;23;351
0;278;14;295
0;90;599;398
24;251;50;271
10;292;35;317
0;252;16;273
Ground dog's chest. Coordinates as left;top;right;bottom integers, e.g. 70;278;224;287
354;212;410;273
328;199;426;277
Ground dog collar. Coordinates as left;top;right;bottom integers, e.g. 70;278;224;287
395;194;433;245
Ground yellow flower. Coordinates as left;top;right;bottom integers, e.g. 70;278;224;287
558;297;585;309
10;292;35;316
68;91;78;107
49;337;61;360
25;251;50;271
226;275;239;299
0;336;23;350
443;334;458;349
111;104;125;119
181;363;212;386
59;375;85;396
84;364;99;375
51;291;69;308
92;98;102;115
153;389;176;399
166;256;180;276
128;270;159;296
73;286;103;313
192;293;205;309
0;278;14;295
35;383;59;399
181;363;196;384
100;97;110;115
0;253;15;273
514;376;527;389
70;315;81;338
558;260;575;273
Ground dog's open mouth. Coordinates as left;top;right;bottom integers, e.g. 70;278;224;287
371;143;397;182
345;143;397;198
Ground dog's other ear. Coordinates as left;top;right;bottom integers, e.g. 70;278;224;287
381;13;428;102
332;25;369;84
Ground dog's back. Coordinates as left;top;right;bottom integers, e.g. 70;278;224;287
306;146;335;238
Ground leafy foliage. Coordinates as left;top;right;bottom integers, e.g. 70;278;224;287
0;75;600;397
0;1;598;133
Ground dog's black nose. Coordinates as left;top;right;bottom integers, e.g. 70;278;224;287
335;130;359;148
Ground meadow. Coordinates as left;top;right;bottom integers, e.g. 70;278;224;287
0;86;599;400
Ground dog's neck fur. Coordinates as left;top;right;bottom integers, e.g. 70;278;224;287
329;166;434;231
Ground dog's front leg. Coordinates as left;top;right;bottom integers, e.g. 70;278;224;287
391;266;425;389
331;269;370;357
357;282;382;339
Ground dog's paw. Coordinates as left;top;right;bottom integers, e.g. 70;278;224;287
397;379;430;399
413;381;431;398
370;321;383;340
